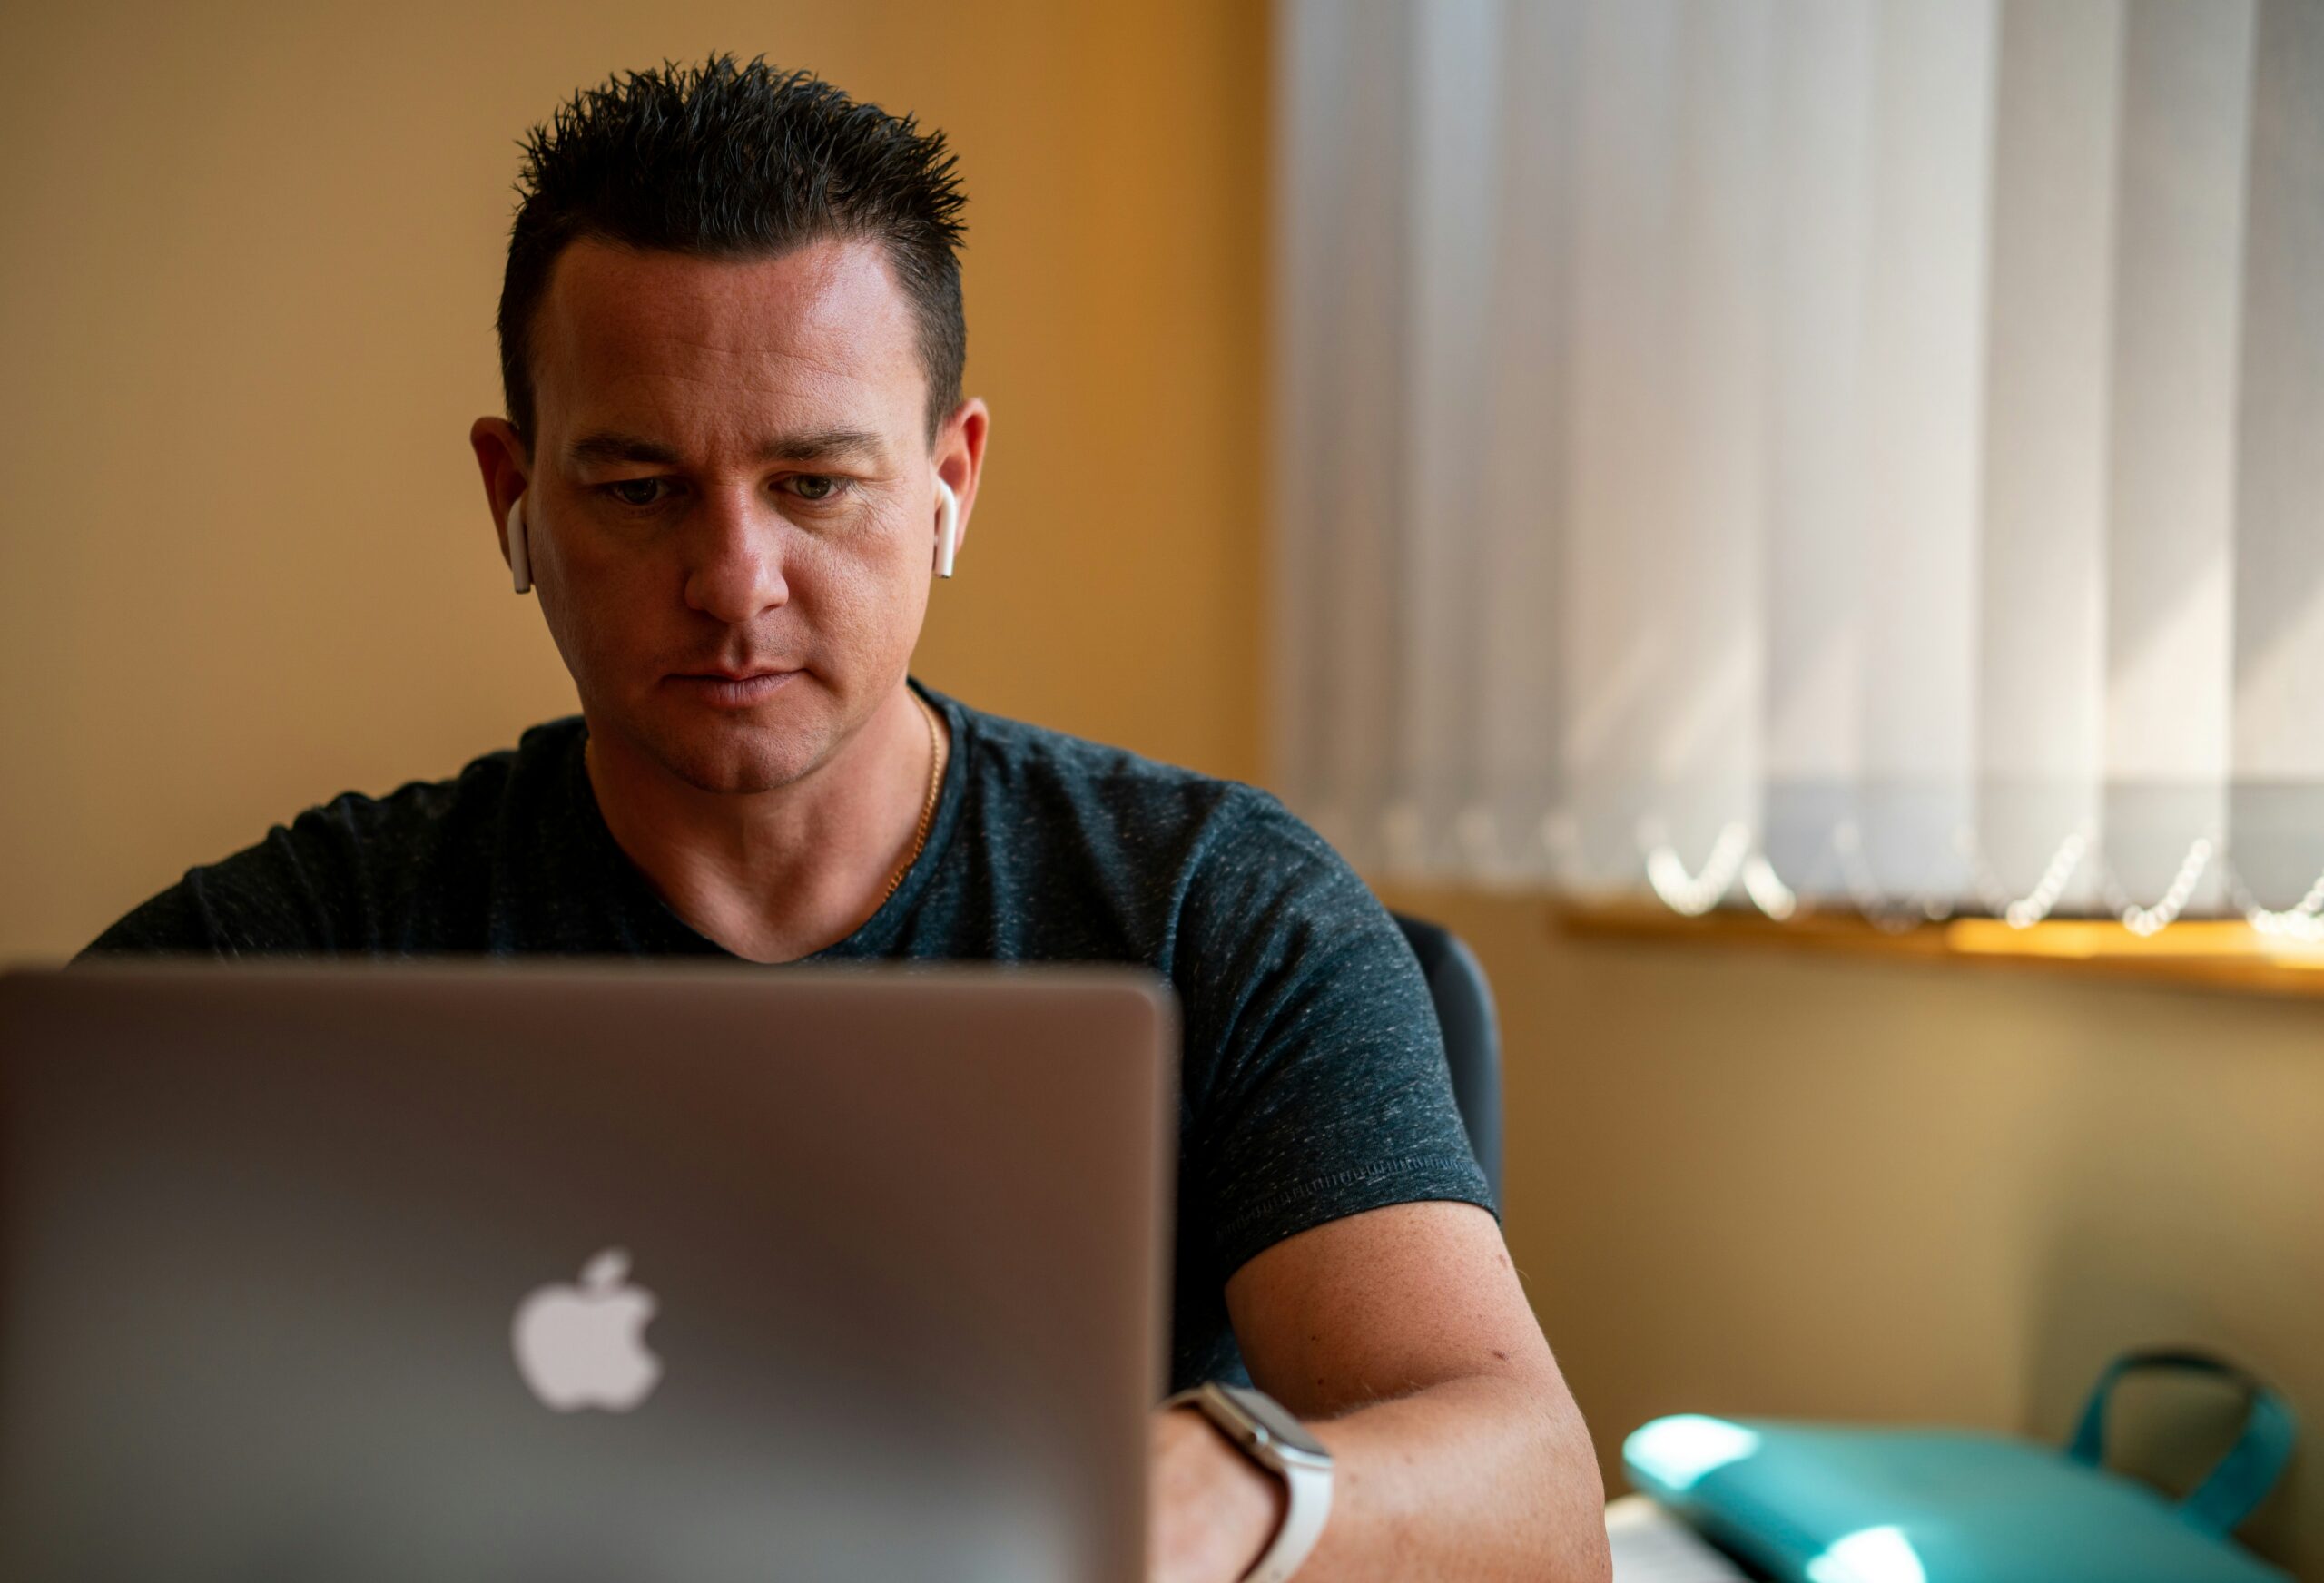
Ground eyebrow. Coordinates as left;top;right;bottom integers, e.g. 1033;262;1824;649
565;428;891;468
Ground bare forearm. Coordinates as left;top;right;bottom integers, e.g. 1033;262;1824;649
1182;1203;1613;1582
1301;1373;1610;1582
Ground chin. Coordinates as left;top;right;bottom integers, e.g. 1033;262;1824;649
611;693;837;794
655;727;828;794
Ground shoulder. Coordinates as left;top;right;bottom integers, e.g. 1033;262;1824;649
948;694;1327;841
937;687;1388;953
79;720;583;957
942;693;1333;883
952;698;1249;816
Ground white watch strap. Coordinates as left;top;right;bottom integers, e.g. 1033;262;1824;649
1244;1455;1332;1583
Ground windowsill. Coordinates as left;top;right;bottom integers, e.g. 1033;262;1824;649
1551;902;2324;999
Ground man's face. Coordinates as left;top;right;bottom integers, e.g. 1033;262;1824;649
514;235;950;794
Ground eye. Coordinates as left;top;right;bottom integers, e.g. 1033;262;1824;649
783;475;850;504
601;477;677;509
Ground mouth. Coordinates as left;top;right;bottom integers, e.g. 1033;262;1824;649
663;667;801;709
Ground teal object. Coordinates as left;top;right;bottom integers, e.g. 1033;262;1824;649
1622;1350;2296;1583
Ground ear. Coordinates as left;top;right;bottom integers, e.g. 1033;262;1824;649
469;416;532;589
931;398;990;565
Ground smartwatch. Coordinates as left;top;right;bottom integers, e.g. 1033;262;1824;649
1162;1381;1334;1583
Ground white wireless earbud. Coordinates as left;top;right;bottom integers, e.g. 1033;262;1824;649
933;478;960;579
507;491;533;595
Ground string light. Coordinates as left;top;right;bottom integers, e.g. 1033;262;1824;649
2225;859;2324;944
1739;853;1797;920
1834;819;1955;931
1359;799;2318;947
1640;819;1754;916
1958;825;2093;929
2100;838;2215;937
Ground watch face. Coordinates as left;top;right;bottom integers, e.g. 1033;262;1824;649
1218;1384;1333;1462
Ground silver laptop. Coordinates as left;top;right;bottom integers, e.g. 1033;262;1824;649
0;962;1176;1583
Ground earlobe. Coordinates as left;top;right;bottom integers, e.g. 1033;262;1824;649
508;493;533;595
933;478;960;579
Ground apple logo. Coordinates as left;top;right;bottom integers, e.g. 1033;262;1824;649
511;1247;664;1411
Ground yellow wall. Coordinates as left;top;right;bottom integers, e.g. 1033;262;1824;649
0;0;1265;961
6;5;2319;1576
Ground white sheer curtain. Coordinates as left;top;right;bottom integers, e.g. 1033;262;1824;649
1273;0;2324;934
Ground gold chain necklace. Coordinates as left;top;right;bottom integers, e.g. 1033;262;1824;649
883;693;944;901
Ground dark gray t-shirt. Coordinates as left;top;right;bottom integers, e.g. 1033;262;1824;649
84;683;1496;1391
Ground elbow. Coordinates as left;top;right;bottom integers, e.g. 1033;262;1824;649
1552;1450;1613;1583
1535;1380;1613;1583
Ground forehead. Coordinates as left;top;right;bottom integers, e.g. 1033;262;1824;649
529;235;925;448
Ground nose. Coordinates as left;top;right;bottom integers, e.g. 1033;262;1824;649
682;488;789;625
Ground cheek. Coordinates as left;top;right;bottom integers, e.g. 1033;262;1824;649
531;534;676;691
546;544;646;637
798;512;931;649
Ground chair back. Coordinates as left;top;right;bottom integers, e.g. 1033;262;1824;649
1389;912;1502;1204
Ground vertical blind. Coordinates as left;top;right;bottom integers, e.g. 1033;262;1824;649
1273;0;2324;934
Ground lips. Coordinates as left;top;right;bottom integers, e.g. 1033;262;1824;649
665;667;800;708
694;667;788;683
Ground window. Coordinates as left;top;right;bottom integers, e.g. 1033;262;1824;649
1274;0;2324;940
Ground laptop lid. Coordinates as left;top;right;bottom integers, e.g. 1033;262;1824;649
0;963;1176;1583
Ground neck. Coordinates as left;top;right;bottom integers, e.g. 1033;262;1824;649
583;684;945;964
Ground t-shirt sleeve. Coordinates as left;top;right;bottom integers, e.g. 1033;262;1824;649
1174;791;1497;1281
77;811;369;959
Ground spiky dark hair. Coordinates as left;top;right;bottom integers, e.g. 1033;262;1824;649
496;55;968;444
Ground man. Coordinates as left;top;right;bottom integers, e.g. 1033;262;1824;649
86;57;1609;1582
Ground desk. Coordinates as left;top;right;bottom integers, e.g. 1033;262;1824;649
1606;1495;1751;1582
